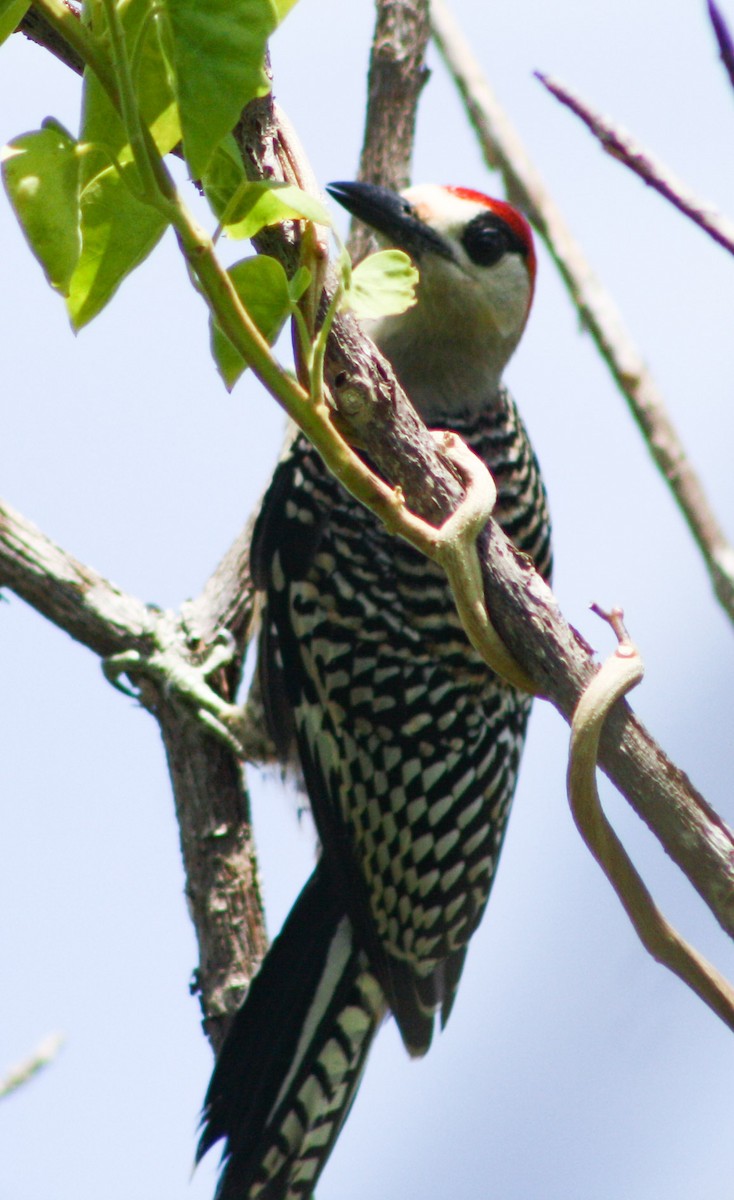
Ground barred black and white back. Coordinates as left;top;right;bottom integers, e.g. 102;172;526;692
198;389;551;1198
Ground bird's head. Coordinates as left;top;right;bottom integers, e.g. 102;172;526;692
327;181;536;420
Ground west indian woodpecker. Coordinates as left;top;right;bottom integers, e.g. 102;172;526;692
197;182;553;1198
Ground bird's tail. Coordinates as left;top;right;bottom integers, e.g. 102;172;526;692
197;861;387;1200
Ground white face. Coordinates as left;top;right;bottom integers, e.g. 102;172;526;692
366;183;535;416
399;184;533;340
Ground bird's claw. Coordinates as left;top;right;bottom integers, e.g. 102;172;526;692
102;629;246;757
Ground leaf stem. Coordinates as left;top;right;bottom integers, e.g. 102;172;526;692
309;281;342;406
568;610;734;1034
211;177;252;245
99;0;160;200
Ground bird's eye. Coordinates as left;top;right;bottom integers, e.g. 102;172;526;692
461;218;507;267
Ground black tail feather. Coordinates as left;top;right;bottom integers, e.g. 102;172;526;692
198;861;386;1200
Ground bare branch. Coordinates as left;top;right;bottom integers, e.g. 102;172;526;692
0;497;155;654
0;497;267;1049
536;71;734;258
350;0;431;261
709;0;734;92
184;514;257;691
430;0;734;626
155;688;267;1053
478;520;734;944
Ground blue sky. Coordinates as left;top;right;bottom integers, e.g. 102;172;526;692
2;2;734;1198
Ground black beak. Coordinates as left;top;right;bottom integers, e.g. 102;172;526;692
326;181;455;262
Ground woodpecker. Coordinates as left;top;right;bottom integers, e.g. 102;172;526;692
197;182;552;1199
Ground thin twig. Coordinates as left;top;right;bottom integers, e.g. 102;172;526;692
430;0;734;625
568;608;734;1034
0;1034;64;1100
708;0;734;92
536;71;734;258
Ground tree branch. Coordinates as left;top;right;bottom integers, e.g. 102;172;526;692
349;0;431;261
536;71;734;258
18;3;83;75
430;0;734;626
2;0;439;1056
0;497;155;653
708;0;734;92
0;497;267;1052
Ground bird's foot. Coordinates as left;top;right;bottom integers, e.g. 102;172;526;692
103;625;248;757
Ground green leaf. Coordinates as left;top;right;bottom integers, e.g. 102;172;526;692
335;242;352;290
273;0;299;20
219;181;331;240
202;142;332;237
164;0;278;178
210;255;304;389
0;0;31;45
288;266;311;304
200;134;247;217
130;5;182;157
70;2;175;327
67;164;166;329
344;250;418;320
1;124;81;293
80;0;181;180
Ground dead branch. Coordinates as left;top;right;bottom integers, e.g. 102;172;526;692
0;497;267;1052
